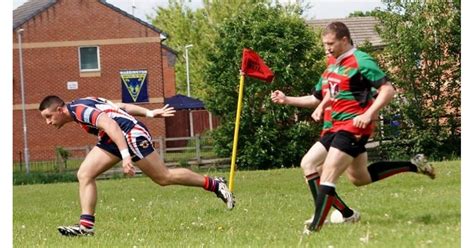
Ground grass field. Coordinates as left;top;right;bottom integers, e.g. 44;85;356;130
13;160;460;247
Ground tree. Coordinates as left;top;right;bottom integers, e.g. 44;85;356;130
203;3;326;169
374;0;460;159
149;0;272;99
148;0;205;97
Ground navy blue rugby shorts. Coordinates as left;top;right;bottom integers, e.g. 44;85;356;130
96;121;155;162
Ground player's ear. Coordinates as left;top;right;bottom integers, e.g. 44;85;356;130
342;36;349;44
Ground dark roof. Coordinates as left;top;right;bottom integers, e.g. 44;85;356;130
306;16;384;48
165;94;205;110
13;0;168;39
13;0;56;30
162;44;178;55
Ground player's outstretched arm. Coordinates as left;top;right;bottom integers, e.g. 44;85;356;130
271;90;320;108
144;104;176;118
115;102;176;118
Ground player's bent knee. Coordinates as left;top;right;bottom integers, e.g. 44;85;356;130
300;155;316;170
351;180;365;187
300;160;313;175
154;179;171;186
76;170;94;183
300;158;322;175
150;174;172;186
347;176;368;187
300;159;310;170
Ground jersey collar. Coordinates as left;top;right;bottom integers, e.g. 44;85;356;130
335;47;356;65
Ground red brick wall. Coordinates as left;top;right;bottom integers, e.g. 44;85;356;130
13;0;175;161
162;48;177;98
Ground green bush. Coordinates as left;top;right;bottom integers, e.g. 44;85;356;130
379;132;460;161
204;3;325;169
13;172;78;185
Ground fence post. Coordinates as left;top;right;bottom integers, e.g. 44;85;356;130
195;135;201;164
19;151;23;173
379;114;384;145
55;147;65;173
158;136;165;162
378;114;386;160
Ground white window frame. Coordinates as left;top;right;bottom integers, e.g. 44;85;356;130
78;46;101;72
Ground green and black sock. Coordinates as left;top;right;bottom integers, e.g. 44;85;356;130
306;173;353;218
305;172;320;207
309;183;335;232
368;161;417;182
333;193;354;218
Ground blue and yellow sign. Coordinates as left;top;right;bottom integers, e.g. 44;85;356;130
120;70;149;103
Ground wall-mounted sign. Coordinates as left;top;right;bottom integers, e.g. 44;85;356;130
120;69;149;103
67;81;78;90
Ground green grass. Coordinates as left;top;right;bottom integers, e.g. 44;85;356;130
13;161;460;247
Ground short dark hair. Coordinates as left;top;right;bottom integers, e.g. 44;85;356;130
323;21;351;41
39;95;65;111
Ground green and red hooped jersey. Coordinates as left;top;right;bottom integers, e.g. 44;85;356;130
313;77;333;136
313;55;337;136
320;48;386;135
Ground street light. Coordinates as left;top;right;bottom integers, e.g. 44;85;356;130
184;44;193;97
131;0;136;17
17;28;30;174
184;44;194;137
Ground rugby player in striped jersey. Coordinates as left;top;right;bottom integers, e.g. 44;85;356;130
39;96;234;236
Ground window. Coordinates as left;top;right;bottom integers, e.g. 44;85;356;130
78;46;100;71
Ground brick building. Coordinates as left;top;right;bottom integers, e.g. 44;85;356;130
13;0;177;161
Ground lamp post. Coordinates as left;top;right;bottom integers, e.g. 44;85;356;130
131;0;136;17
185;44;193;97
184;44;194;137
17;28;30;174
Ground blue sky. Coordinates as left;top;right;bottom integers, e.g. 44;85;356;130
13;0;385;22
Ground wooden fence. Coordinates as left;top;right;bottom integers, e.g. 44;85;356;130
13;136;229;174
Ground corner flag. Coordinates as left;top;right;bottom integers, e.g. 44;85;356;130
228;48;273;192
241;48;274;83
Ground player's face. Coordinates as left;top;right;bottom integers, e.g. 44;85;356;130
41;105;66;129
322;32;349;58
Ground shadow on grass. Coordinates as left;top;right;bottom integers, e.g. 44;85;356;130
413;213;460;225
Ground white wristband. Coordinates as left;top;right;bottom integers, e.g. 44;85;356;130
120;149;130;159
146;110;154;118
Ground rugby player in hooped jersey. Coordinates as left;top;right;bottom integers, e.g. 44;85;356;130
271;52;361;227
39;96;234;237
305;21;434;233
271;22;435;234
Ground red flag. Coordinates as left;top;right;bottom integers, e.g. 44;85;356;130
241;48;274;83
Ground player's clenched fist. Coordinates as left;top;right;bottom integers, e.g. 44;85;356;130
271;90;287;104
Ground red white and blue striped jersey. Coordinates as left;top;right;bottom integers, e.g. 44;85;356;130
66;97;138;138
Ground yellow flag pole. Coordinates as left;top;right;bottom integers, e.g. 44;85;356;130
228;74;245;192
